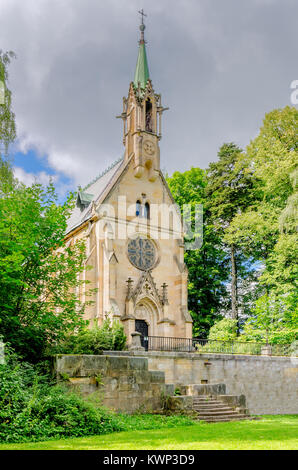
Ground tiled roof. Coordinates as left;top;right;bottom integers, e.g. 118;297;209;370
66;157;124;234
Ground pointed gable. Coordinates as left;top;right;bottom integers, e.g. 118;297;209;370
128;270;163;308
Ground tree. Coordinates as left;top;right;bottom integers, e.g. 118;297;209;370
239;291;298;345
167;167;230;337
225;107;298;295
223;107;298;339
0;49;93;361
0;181;94;362
206;143;254;324
279;167;298;234
208;318;238;341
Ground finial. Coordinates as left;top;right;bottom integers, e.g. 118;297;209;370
138;9;147;44
126;277;134;299
161;282;169;305
134;9;150;89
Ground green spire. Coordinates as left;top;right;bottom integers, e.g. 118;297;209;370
133;15;150;89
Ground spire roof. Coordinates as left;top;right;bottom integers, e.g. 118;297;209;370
133;13;150;89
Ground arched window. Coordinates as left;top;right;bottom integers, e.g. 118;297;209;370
144;202;150;220
136;200;141;217
145;99;152;132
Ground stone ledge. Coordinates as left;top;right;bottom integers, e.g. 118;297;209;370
217;394;246;409
102;350;295;362
183;383;226;396
166;396;194;413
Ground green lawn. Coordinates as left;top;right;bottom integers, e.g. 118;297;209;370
1;415;297;450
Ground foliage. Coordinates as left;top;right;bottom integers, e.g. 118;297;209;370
0;180;94;362
0;350;122;443
0;50;16;157
1;416;297;450
212;108;297;335
167;167;229;336
206;143;255;322
225;107;298;296
278;167;298;233
208;318;238;341
206;143;255;225
261;234;298;294
195;340;262;356
224;203;279;262
59;318;127;354
239;291;298;344
160;391;174;412
114;413;194;431
0;51;16;195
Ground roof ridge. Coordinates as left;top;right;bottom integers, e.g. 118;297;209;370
83;156;124;191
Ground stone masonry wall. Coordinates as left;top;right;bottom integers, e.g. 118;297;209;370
105;351;298;415
53;355;170;413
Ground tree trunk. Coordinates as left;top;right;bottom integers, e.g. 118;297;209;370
230;244;238;325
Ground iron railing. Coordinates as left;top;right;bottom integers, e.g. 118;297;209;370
146;336;295;356
147;336;193;352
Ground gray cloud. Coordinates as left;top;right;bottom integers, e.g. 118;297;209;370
1;0;297;187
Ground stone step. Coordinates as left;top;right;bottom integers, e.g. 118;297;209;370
193;396;218;400
193;404;232;409
193;400;223;404
194;407;235;412
193;397;222;401
197;410;245;417
194;404;234;409
198;413;247;419
191;393;254;423
197;416;254;423
193;397;221;403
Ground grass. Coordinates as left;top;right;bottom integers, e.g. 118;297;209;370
0;415;297;450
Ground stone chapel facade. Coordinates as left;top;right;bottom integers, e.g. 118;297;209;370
64;20;193;344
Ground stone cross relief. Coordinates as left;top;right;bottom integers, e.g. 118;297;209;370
143;281;152;296
126;273;169;309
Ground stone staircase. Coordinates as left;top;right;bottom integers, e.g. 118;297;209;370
193;395;254;422
167;383;258;423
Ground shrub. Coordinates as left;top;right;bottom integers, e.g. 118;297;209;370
208;318;238;341
0;350;122;443
194;340;261;355
238;327;298;346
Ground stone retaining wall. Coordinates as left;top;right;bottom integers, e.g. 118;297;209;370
53;354;169;413
104;351;298;415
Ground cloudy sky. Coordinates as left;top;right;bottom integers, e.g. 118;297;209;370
1;0;297;197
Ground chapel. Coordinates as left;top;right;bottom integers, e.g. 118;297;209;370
65;16;193;346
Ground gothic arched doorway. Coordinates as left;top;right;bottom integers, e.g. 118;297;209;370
135;320;148;350
134;298;159;350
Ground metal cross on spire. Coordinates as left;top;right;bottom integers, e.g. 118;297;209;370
137;8;147;45
133;7;149;88
138;8;147;25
